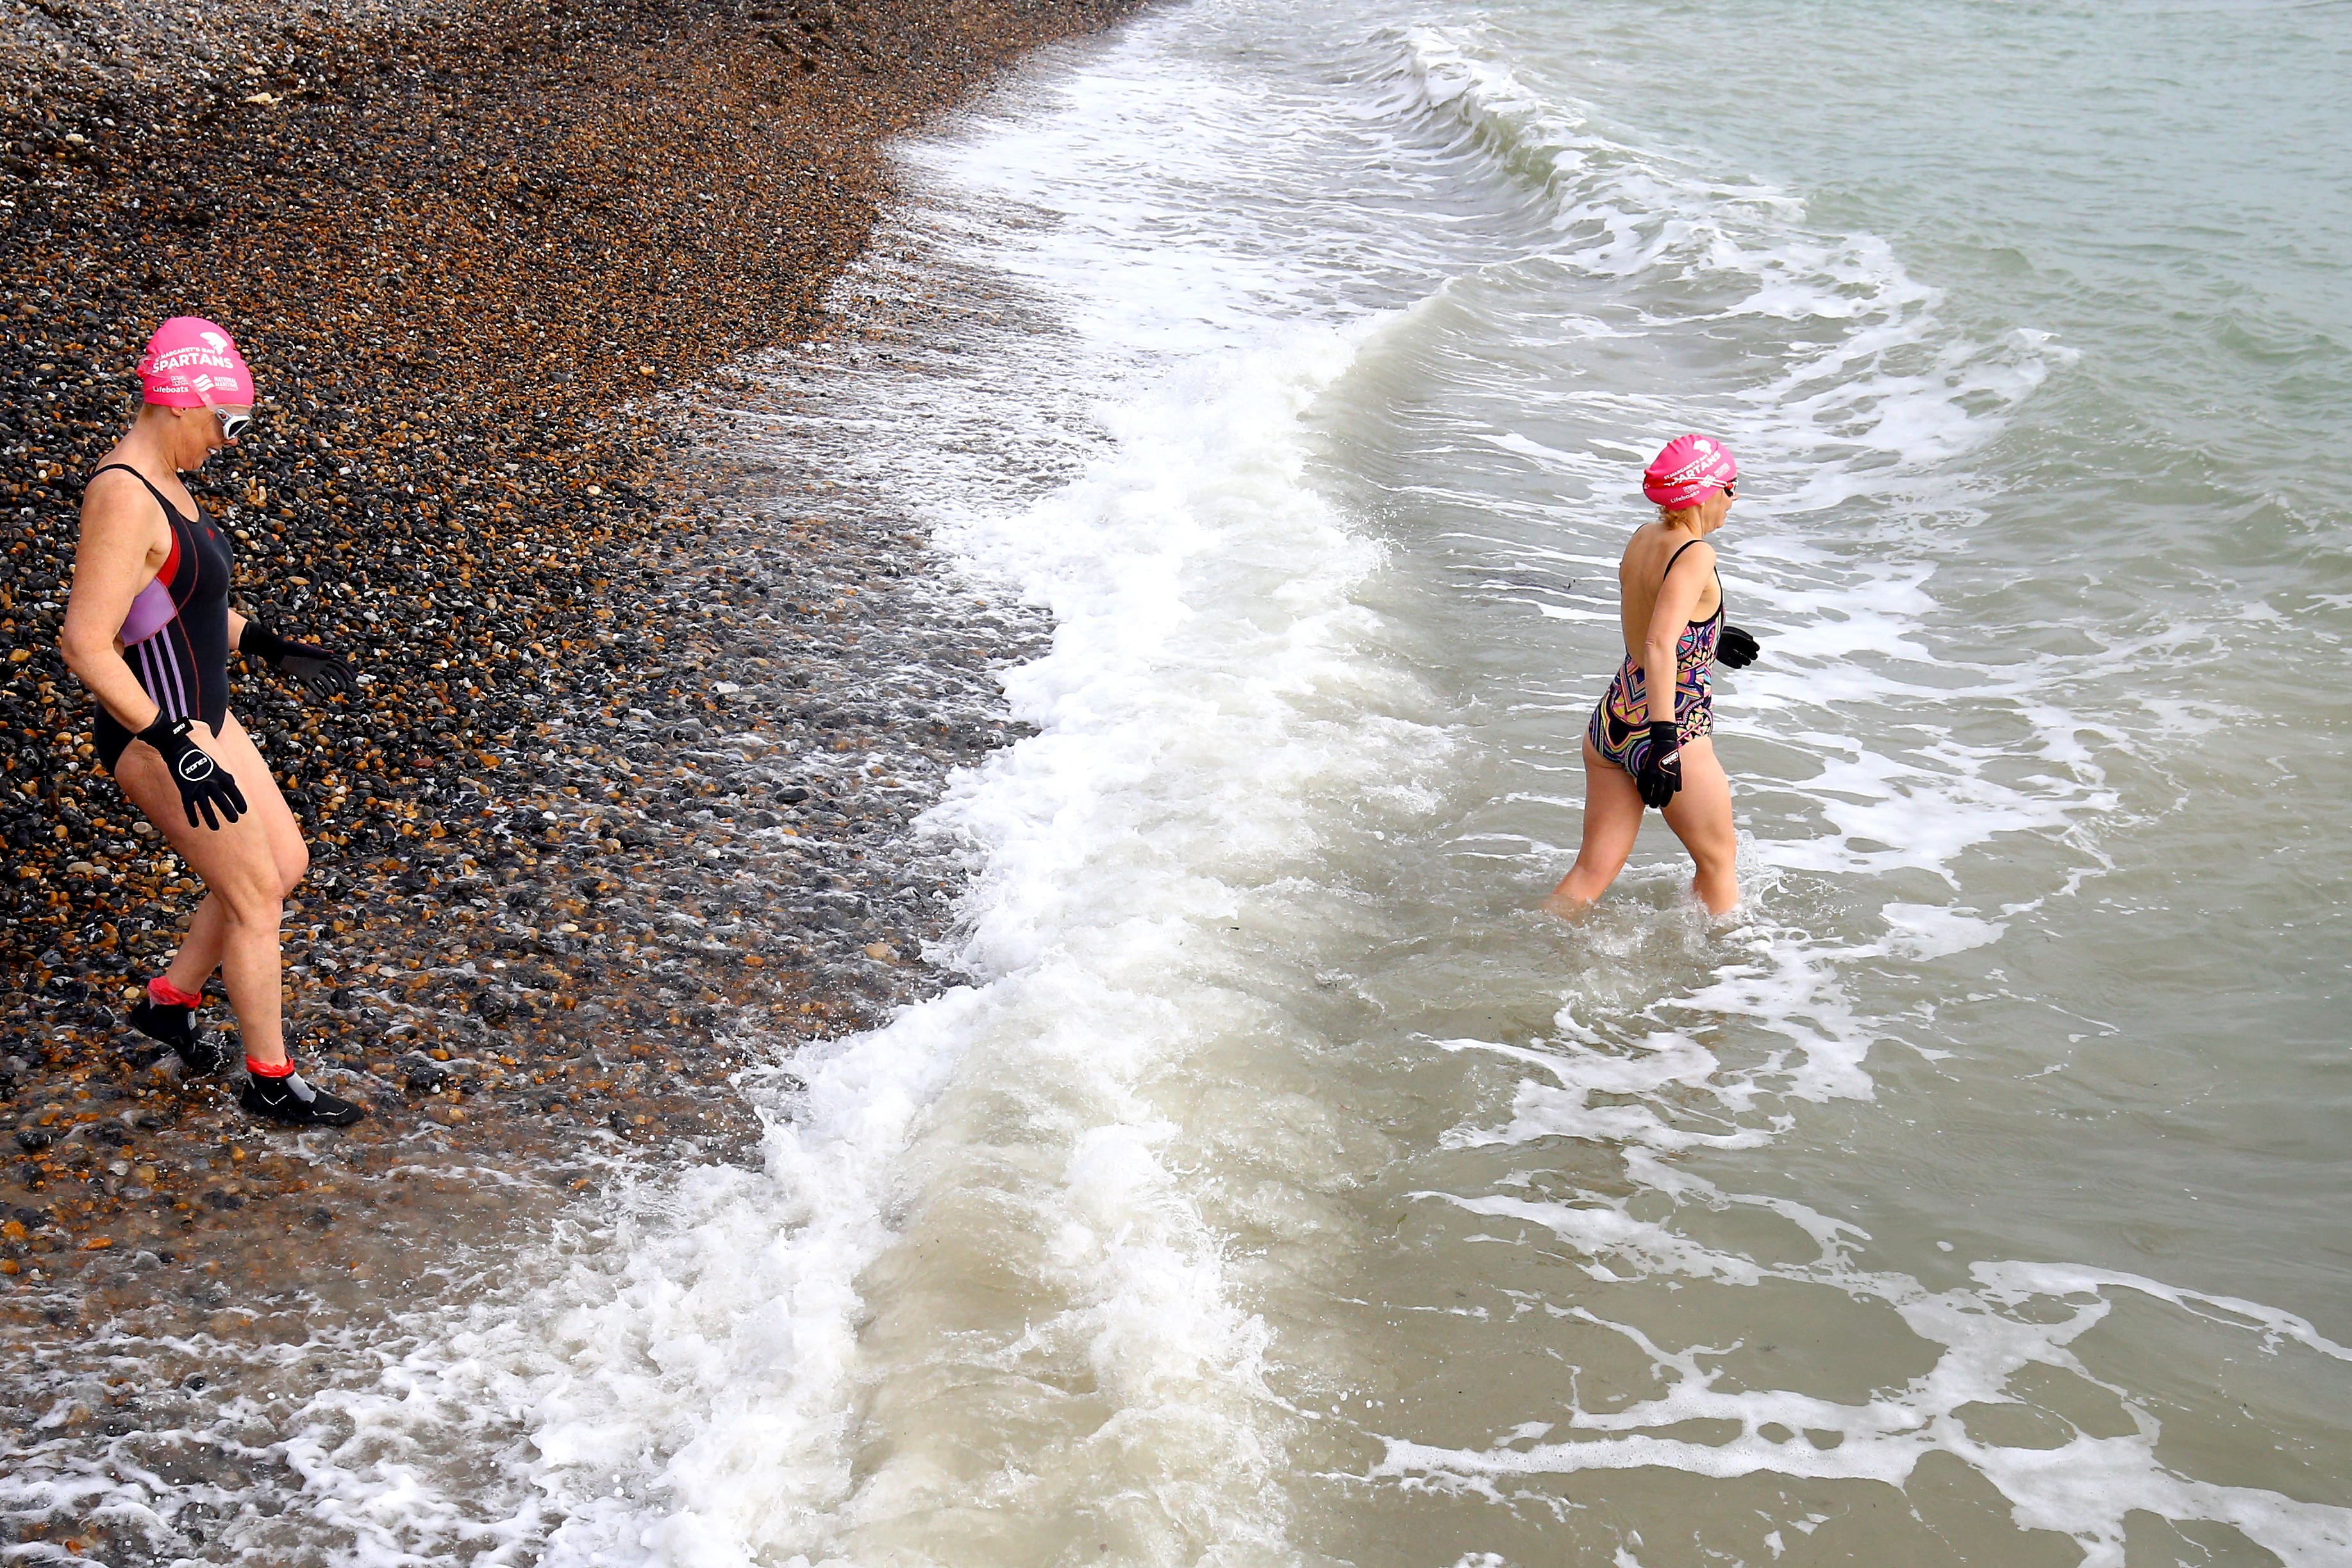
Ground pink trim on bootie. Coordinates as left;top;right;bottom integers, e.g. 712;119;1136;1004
148;976;203;1009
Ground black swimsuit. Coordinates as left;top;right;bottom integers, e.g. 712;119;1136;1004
89;464;234;774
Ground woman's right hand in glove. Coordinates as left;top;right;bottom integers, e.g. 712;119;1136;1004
139;715;248;830
1635;720;1683;810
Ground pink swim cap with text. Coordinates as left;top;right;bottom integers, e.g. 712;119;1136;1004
1642;433;1737;508
137;316;251;408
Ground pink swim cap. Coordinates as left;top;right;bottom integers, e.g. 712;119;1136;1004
1642;433;1738;508
137;316;251;408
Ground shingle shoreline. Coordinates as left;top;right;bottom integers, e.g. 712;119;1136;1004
0;3;1134;1541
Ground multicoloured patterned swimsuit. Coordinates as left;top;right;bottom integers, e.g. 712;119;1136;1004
1587;538;1722;779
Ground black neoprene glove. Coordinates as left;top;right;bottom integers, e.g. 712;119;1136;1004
139;714;248;830
1635;720;1683;810
1717;624;1760;669
240;620;357;700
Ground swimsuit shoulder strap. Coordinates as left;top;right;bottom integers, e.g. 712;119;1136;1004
1660;537;1725;628
1659;537;1708;586
88;463;190;523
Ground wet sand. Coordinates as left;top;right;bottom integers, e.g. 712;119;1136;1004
0;0;1126;1555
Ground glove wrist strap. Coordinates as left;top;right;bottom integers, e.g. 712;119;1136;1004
239;619;290;666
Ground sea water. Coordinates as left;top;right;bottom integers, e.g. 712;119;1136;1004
225;0;2352;1562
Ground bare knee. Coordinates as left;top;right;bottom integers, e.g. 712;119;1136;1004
215;879;285;931
277;840;310;899
224;896;283;932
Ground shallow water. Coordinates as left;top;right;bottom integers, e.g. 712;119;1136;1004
72;0;2352;1562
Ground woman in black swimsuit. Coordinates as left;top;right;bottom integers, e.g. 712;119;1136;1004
58;317;366;1127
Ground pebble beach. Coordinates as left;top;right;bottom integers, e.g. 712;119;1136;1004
0;0;1128;1555
10;0;2344;1562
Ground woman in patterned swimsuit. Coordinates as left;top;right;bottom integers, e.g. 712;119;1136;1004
1546;434;1761;917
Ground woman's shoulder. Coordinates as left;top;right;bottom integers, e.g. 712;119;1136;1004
1661;533;1718;572
1622;522;1715;570
78;460;171;538
82;455;142;493
81;459;146;513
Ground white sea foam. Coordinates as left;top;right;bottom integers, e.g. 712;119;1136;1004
1371;1189;2352;1566
161;3;2344;1562
219;14;1460;1560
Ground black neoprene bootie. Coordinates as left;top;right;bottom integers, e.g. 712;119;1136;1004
128;996;231;1076
239;1055;367;1128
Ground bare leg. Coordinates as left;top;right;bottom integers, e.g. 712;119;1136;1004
162;894;229;999
1660;736;1739;915
1545;735;1647;913
113;714;308;1066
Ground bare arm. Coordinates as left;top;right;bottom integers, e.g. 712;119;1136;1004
1640;540;1714;727
58;471;169;733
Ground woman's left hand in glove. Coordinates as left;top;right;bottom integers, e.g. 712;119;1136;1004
1717;624;1761;669
240;619;358;700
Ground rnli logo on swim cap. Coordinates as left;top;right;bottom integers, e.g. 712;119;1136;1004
191;373;216;394
174;750;215;784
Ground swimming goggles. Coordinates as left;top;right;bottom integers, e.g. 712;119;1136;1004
213;406;253;440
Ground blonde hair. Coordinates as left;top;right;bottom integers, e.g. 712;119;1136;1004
1656;503;1703;528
